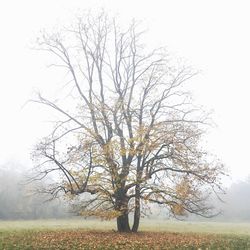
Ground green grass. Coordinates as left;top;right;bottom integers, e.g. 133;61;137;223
1;218;250;235
140;219;250;235
1;219;250;249
0;218;114;232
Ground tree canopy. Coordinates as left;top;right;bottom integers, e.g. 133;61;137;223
32;12;225;232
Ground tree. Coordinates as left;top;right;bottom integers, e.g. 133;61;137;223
32;12;225;232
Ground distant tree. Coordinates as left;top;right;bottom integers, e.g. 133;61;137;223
0;163;68;219
32;12;226;232
217;179;250;221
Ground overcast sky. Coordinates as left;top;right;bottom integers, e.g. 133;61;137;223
0;0;249;183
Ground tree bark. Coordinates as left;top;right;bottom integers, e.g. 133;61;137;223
115;188;131;232
132;184;140;232
117;212;131;232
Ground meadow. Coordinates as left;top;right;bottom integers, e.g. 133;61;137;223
1;218;250;249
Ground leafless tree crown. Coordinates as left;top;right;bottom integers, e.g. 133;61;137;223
32;12;225;232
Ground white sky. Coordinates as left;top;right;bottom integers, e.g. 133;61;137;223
0;0;249;183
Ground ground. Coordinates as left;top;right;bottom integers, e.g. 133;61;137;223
0;219;250;249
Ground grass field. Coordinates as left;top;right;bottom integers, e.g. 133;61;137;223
1;219;250;249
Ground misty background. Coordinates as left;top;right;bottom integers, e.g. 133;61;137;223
1;161;250;221
1;0;250;221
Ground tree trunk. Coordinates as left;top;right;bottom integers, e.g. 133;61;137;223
132;206;140;232
132;184;140;232
115;188;131;232
117;212;131;232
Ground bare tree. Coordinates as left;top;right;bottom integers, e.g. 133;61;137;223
32;12;225;232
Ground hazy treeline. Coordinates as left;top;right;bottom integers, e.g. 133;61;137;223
219;179;250;221
0;162;69;220
1;162;250;221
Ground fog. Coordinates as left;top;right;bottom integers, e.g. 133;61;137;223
218;180;250;221
0;161;249;221
1;1;250;222
0;162;68;220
